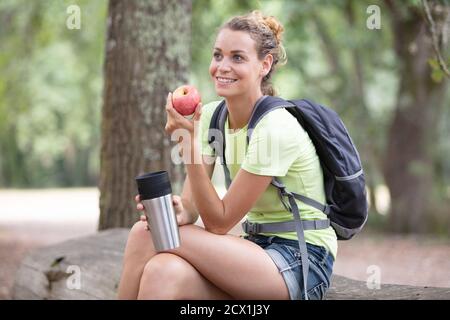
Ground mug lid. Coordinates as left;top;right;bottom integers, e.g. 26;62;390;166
135;170;172;200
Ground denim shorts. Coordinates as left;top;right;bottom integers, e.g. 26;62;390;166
243;234;334;300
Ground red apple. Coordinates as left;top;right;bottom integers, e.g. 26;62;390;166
172;85;201;116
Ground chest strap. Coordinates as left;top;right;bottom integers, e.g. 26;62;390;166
242;219;330;234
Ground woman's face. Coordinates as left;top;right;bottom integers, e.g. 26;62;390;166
209;28;271;98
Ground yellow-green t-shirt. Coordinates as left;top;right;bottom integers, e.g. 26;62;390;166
199;99;338;259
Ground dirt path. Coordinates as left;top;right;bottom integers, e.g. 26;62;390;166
1;188;449;299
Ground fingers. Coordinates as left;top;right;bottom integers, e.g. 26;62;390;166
165;93;188;135
135;194;144;211
166;92;173;109
140;215;150;231
193;102;202;121
172;196;184;215
172;195;187;226
165;92;181;118
172;195;181;206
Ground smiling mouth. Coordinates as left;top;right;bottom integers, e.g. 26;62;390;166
216;77;237;84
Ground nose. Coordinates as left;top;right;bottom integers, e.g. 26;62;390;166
217;58;232;73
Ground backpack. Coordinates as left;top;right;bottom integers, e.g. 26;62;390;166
207;95;368;299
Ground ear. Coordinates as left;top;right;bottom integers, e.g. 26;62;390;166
261;54;274;78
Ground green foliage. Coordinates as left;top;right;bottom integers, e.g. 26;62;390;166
0;0;106;187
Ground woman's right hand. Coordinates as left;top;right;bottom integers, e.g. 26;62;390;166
135;194;194;229
135;195;150;230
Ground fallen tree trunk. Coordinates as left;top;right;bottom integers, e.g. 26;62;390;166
12;229;450;300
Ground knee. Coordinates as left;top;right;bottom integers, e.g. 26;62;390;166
139;253;193;299
123;221;153;262
129;220;150;240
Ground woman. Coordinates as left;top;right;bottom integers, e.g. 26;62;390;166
117;10;337;300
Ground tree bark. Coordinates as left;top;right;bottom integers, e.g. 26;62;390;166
383;1;448;233
99;0;191;230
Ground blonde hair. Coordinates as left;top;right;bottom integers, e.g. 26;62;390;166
221;10;287;96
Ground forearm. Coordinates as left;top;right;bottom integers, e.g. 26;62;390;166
183;141;226;233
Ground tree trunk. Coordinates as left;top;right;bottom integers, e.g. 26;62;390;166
383;2;448;233
13;229;450;300
99;0;191;230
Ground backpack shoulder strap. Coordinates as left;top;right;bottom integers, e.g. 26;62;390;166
246;96;295;144
208;96;289;153
207;100;232;188
208;100;227;147
207;100;227;159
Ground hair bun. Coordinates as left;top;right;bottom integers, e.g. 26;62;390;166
250;10;284;45
263;16;284;44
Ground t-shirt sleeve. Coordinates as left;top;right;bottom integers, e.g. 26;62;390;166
241;110;301;177
199;101;221;156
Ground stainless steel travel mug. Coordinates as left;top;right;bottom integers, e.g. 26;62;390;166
135;171;180;251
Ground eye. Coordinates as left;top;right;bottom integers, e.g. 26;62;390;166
233;54;243;62
213;52;222;60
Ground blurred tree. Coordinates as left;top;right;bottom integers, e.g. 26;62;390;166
0;0;106;188
383;0;449;233
98;0;191;229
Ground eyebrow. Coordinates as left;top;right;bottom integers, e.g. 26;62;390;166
214;48;248;54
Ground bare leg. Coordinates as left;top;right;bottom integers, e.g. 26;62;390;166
117;221;156;299
137;253;233;300
119;222;290;300
117;221;233;300
157;224;290;300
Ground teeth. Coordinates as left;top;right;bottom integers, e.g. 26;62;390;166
217;77;237;83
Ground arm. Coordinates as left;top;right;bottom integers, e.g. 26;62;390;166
180;155;216;224
185;142;272;235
